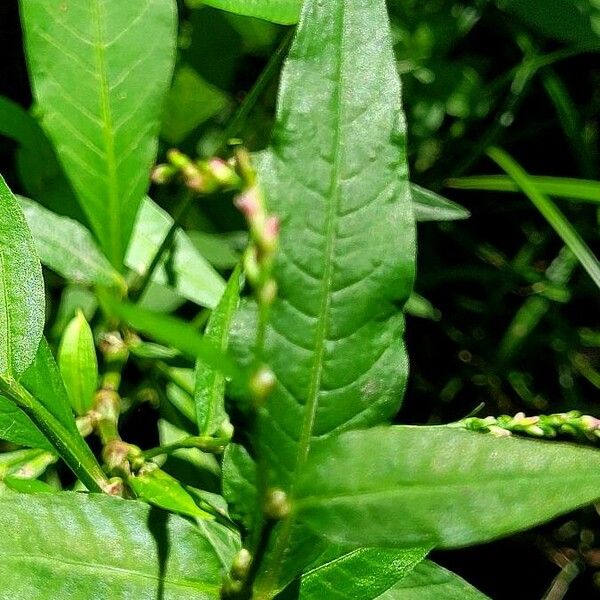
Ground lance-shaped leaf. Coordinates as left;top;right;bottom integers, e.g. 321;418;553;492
20;0;178;268
194;266;241;436
252;0;415;591
0;491;240;598
410;184;470;222
0;176;45;378
258;0;415;491
297;546;430;600
128;465;213;520
189;0;301;25
376;560;490;599
295;426;600;549
58;311;99;416
20;197;125;289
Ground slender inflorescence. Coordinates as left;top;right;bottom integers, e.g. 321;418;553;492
457;411;600;442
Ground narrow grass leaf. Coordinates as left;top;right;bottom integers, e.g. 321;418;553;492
446;175;600;205
487;147;600;289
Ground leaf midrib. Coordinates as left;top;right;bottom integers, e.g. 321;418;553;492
261;3;347;593
91;0;121;268
295;472;600;508
0;552;220;593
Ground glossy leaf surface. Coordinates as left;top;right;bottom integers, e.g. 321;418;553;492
190;0;301;25
376;560;489;599
129;466;212;520
257;0;415;490
58;311;98;415
0;399;51;450
20;0;177;267
411;184;470;222
253;0;415;591
0;491;239;599
0;176;44;377
20;197;125;289
296;426;600;549
298;547;430;600
3;339;108;491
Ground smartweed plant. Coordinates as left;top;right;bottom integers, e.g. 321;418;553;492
0;0;598;598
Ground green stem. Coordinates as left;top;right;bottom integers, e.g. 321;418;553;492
0;376;108;493
142;435;226;459
129;190;195;303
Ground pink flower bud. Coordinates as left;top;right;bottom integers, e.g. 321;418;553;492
208;158;239;187
235;188;260;220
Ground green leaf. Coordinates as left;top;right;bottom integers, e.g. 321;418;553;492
0;176;45;378
126;198;225;309
411;184;470;222
446;174;600;205
21;339;80;436
20;197;125;289
58;311;99;416
497;0;600;45
0;400;52;450
188;231;245;270
194;267;242;436
0;95;51;151
295;426;600;549
100;294;242;381
128;465;213;519
0;96;87;222
252;0;415;591
188;0;301;25
298;547;430;600
487;147;600;289
161;65;230;144
258;0;415;489
376;560;490;599
0;491;240;598
20;0;178;268
222;443;257;531
1;339;108;492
